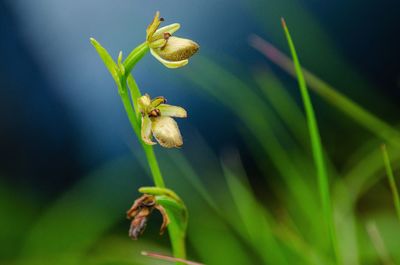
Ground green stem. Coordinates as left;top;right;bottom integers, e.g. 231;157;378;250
171;236;186;259
142;145;165;188
120;45;186;260
123;42;149;74
127;75;142;117
121;76;164;188
92;37;187;261
120;82;166;187
119;85;140;135
121;78;187;260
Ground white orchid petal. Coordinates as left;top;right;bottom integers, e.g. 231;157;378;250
150;49;188;68
158;104;187;118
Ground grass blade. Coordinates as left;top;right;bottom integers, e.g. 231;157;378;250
380;144;400;222
281;18;340;263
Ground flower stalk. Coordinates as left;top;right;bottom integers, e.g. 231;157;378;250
90;11;198;261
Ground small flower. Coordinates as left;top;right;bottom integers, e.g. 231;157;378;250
146;11;199;68
126;194;170;240
138;94;187;148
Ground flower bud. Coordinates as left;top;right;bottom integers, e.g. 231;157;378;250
146;12;199;68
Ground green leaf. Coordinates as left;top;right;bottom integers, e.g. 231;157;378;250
127;74;142;116
90;38;120;85
139;186;182;204
156;195;188;233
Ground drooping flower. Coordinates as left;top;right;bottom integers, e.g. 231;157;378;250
138;94;187;148
126;194;170;240
146;11;199;68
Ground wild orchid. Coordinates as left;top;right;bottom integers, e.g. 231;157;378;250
91;11;198;262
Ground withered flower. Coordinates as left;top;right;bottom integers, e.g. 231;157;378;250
146;11;199;68
126;194;170;240
138;94;187;148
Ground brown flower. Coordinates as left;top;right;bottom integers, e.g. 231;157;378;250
126;194;170;240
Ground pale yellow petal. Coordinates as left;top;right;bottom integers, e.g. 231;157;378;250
149;38;167;49
150;97;166;108
158;104;187;118
138;94;151;112
152;23;181;41
146;11;162;41
151;116;183;148
141;116;156;145
150;49;188;68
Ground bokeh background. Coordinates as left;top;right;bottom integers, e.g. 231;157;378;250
1;0;400;264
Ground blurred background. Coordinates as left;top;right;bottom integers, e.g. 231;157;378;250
1;0;400;264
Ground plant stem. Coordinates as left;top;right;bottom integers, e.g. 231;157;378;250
125;74;165;188
141;144;165;188
121;75;187;259
119;84;141;135
119;45;186;261
92;37;187;261
123;42;149;74
119;84;166;187
380;144;400;222
281;18;341;264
